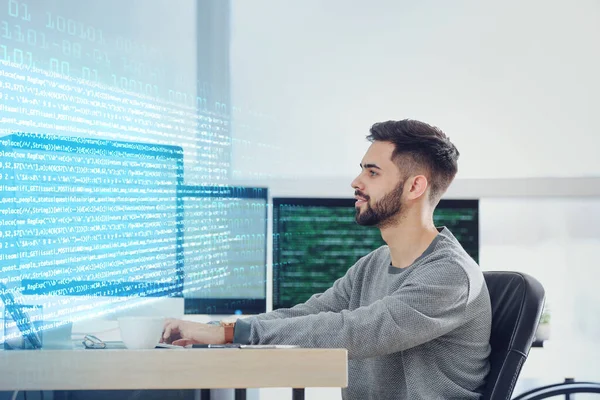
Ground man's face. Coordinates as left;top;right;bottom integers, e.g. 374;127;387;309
351;141;406;228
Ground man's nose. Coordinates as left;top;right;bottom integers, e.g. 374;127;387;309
351;175;362;190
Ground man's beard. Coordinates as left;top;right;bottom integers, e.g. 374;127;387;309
355;179;405;228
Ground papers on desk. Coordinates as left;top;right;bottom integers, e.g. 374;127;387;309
155;343;182;349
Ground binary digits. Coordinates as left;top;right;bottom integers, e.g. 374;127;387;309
0;0;231;181
2;0;208;102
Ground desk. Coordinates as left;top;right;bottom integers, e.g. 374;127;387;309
0;348;347;399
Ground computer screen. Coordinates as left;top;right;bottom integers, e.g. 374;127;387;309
0;133;184;322
182;185;267;315
272;198;479;310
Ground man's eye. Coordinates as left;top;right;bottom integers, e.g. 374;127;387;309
369;170;377;177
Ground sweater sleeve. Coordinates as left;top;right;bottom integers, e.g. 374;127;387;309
237;260;470;359
233;259;358;344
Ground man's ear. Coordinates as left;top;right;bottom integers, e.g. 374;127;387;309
406;175;428;200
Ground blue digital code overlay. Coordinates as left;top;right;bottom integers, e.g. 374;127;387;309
0;58;231;182
0;0;274;324
0;133;184;319
0;0;232;183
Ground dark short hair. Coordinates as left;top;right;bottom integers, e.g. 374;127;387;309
366;119;459;204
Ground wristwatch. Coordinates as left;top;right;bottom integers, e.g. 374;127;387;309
220;321;236;344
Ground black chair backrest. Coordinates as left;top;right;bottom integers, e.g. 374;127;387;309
482;271;545;400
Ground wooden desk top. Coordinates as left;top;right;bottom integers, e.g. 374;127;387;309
0;348;348;390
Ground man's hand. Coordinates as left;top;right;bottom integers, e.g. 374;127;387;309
161;319;225;346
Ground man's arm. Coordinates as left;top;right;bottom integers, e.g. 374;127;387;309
246;258;361;322
235;262;471;360
231;259;360;342
162;258;362;346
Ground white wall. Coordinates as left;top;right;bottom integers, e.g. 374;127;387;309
230;0;600;181
229;1;600;398
480;198;600;394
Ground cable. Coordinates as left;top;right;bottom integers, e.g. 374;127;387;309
10;391;18;400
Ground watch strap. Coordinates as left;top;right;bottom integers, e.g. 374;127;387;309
220;321;236;343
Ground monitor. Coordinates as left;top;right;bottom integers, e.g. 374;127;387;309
182;185;267;315
272;198;479;310
0;133;184;323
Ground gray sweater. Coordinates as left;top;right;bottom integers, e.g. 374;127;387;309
235;227;491;399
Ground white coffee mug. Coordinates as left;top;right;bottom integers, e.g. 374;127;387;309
118;316;165;349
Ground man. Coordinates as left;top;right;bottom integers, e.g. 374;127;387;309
163;119;492;399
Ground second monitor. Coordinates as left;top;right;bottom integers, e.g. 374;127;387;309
182;186;268;315
272;198;479;310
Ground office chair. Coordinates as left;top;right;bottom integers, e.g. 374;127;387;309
481;271;545;400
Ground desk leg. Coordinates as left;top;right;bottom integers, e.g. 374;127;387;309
234;389;247;400
292;388;305;400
